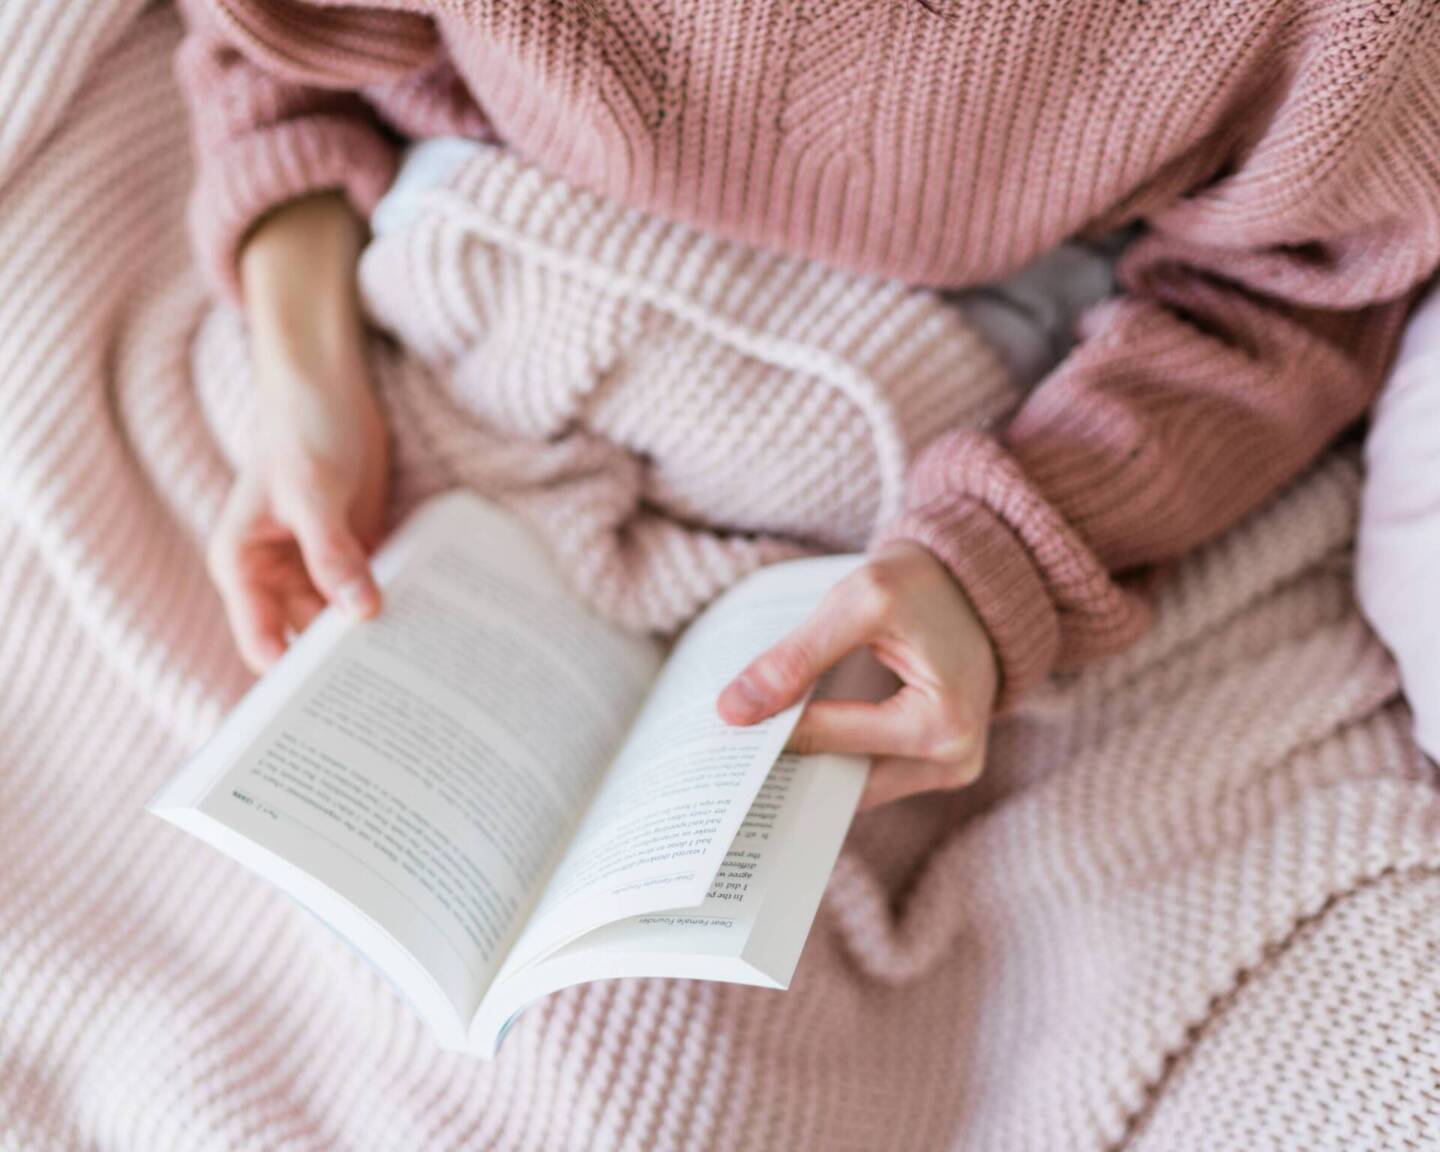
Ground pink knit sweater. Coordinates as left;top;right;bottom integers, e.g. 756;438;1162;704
176;0;1440;705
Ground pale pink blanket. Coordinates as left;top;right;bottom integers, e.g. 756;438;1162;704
3;7;1440;1151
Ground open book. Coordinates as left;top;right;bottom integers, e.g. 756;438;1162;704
150;490;875;1058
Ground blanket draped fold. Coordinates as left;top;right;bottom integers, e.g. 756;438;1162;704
2;7;1439;1150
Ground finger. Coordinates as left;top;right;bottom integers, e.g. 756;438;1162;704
785;698;927;758
208;481;289;672
225;584;289;673
718;574;885;726
282;587;327;637
207;538;288;673
281;488;382;618
858;754;983;811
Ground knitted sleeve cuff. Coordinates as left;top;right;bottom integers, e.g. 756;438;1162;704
874;494;1060;713
189;115;398;306
874;427;1151;711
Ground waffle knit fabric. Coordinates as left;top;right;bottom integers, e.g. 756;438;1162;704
3;6;1440;1150
175;0;1440;708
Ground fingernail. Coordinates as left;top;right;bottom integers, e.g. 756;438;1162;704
719;675;766;722
338;578;377;618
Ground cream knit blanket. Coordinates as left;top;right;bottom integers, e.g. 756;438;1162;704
3;7;1440;1150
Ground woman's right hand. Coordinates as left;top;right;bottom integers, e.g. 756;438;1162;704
208;193;390;673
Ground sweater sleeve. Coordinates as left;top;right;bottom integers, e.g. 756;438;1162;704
175;0;419;304
879;14;1440;711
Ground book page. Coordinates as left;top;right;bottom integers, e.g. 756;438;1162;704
500;553;866;972
471;744;871;1054
152;493;662;1029
547;748;856;961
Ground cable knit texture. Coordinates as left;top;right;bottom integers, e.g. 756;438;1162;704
175;0;1440;704
339;144;1017;639
4;7;1440;1151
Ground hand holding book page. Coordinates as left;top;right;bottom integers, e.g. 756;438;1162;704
154;492;662;1040
499;552;869;972
150;491;872;1052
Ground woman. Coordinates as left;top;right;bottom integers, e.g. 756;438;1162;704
159;2;1440;1146
180;2;1440;823
7;0;1440;1143
180;2;1439;810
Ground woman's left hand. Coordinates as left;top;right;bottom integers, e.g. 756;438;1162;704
717;541;998;811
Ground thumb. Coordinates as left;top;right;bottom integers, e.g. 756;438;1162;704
279;480;382;619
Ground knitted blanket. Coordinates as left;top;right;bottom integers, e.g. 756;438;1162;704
3;7;1440;1151
203;135;1018;635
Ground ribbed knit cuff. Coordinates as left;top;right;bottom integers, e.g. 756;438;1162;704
875;424;1154;708
189;116;399;306
874;494;1060;713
